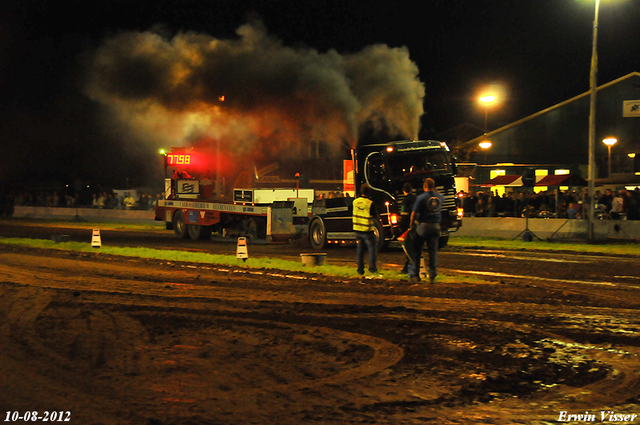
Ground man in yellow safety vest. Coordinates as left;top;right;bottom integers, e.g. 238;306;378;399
352;183;380;277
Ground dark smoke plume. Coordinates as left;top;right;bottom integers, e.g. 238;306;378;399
86;21;425;158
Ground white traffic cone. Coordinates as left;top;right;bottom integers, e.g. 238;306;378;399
91;229;102;248
236;237;248;262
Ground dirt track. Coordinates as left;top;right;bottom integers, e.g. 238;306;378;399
1;224;640;424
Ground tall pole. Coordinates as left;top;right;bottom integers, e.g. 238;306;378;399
607;144;612;176
587;0;600;242
484;106;489;135
479;94;496;165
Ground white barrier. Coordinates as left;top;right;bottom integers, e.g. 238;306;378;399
450;217;640;241
11;207;640;241
12;206;157;224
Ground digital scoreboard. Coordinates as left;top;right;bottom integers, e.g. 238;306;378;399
166;153;193;166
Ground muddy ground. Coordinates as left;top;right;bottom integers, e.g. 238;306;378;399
1;223;640;424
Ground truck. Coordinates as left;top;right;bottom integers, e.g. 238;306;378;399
154;140;462;248
154;148;313;242
307;140;462;250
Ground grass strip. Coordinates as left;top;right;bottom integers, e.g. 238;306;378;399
5;218;638;255
0;236;480;284
450;236;640;256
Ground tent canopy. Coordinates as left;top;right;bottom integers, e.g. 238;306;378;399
535;173;587;187
480;175;523;187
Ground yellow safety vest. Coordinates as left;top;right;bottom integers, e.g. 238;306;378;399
352;197;374;232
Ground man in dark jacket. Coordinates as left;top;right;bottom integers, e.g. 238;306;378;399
409;178;445;284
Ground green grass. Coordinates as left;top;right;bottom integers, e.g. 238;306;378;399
0;236;481;284
450;236;640;256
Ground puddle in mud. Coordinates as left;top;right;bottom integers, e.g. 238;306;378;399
449;269;617;286
543;313;640;347
417;331;614;406
451;251;583;263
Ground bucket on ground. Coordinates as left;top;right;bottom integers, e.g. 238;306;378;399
300;253;327;266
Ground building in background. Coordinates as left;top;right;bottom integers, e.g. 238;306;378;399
448;72;640;191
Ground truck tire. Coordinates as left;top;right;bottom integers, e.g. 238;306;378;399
173;211;188;239
373;219;386;252
309;218;327;250
188;224;212;240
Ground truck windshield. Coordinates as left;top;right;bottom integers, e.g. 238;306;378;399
387;151;451;177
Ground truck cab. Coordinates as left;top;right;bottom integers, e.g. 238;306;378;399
308;140;462;250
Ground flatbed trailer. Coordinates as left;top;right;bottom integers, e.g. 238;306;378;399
156;190;312;241
154;148;313;241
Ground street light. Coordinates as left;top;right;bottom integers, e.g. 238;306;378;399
602;137;617;176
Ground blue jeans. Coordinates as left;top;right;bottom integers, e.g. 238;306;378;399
410;222;440;279
355;231;377;275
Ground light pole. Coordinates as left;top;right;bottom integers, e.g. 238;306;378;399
479;94;497;135
587;0;601;241
478;94;497;164
602;137;617;176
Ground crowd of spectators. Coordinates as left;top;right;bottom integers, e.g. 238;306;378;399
12;191;81;208
90;192;161;210
458;187;640;220
3;185;640;220
10;190;162;211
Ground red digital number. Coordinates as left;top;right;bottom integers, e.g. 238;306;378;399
167;154;191;165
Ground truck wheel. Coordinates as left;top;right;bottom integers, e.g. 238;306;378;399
309;218;326;250
188;224;212;240
438;235;449;249
373;219;386;252
173;211;188;239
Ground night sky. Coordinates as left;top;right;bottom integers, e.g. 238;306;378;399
2;0;639;189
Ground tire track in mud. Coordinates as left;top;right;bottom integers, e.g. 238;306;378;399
2;248;640;424
0;253;405;395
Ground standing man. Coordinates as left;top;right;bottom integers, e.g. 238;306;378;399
352;183;380;277
124;192;136;210
400;182;416;231
400;182;416;274
409;178;445;284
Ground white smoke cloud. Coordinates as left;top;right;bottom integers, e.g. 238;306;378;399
85;21;425;158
